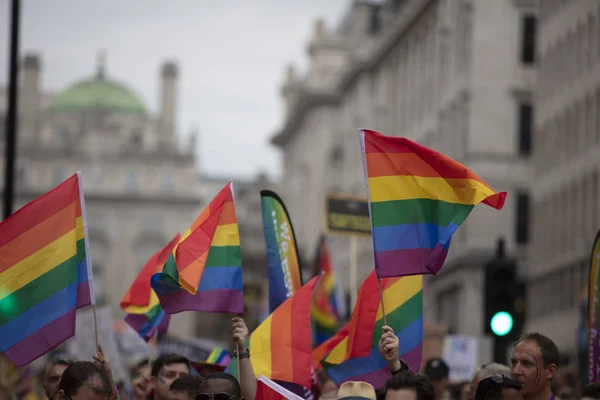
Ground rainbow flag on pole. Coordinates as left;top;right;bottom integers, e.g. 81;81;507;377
0;172;94;366
236;276;320;388
588;230;600;382
311;236;339;345
320;272;423;388
120;234;180;340
359;129;506;277
151;182;244;314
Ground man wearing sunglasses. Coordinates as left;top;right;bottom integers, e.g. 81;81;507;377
196;372;242;400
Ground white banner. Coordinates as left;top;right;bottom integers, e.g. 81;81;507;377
442;335;478;383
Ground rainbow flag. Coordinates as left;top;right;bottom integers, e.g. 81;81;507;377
260;190;303;312
120;234;180;340
207;347;233;366
311;236;339;345
588;230;600;381
321;272;423;388
0;172;94;367
359;129;506;277
151;182;244;314
232;276;320;388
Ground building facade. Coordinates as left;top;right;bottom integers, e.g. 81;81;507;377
272;0;537;337
527;0;600;361
0;53;270;344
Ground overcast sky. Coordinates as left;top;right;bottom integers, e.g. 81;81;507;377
0;0;349;180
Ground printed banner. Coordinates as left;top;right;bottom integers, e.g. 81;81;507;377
325;195;371;237
260;190;303;312
588;230;600;382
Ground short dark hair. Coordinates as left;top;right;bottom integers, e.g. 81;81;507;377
199;372;241;398
58;361;112;397
384;371;435;400
516;333;560;368
582;383;600;399
475;375;521;400
170;375;203;398
151;354;191;377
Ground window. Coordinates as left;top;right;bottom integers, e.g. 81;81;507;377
369;6;381;34
521;16;537;64
330;145;344;165
518;103;533;156
515;192;530;245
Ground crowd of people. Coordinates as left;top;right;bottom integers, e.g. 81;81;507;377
38;317;600;400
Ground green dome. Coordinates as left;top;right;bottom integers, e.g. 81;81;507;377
49;76;147;116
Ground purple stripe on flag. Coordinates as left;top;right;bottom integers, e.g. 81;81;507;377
160;288;244;314
4;309;77;367
374;246;448;277
342;343;423;389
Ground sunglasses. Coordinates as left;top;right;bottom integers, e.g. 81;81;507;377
196;393;237;400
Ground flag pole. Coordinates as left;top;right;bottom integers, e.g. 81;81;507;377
377;278;388;326
148;331;158;370
349;236;358;309
92;304;99;350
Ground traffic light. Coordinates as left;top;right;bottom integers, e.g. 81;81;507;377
483;239;525;363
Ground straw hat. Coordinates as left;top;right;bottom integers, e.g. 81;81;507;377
337;381;377;400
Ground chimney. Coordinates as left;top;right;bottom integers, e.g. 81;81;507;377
159;61;178;147
20;53;41;145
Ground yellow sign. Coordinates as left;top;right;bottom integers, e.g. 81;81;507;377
325;195;371;237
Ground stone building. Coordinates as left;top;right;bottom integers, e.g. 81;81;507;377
527;0;600;361
0;53;269;343
272;0;537;337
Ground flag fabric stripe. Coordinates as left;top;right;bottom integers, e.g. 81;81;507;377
210;224;241;247
124;309;170;338
0;175;80;248
0;201;80;270
153;287;244;314
152;182;244;315
365;152;493;184
0;239;86;325
123;291;161;315
372;223;455;252
197;267;243;291
375;278;422;320
374;248;448;277
3;309;78;367
0;173;93;367
368;175;497;205
250;315;273;376
206;348;232;366
370;199;474;228
363;133;496;186
0;221;85;296
359;129;506;277
0;278;90;350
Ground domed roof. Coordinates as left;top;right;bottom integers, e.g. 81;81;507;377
49;55;146;116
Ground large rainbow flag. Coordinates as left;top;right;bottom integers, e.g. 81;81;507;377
359;129;506;277
311;236;339;345
0;172;94;366
120;234;180;340
235;275;320;388
151;182;244;314
320;272;423;388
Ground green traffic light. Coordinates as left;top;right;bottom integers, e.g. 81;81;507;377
490;311;514;336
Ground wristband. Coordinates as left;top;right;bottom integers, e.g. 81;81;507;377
238;351;250;359
391;359;408;375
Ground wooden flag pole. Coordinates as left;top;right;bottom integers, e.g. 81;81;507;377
92;303;99;350
233;314;241;381
349;236;358;309
148;331;158;370
377;278;388;326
